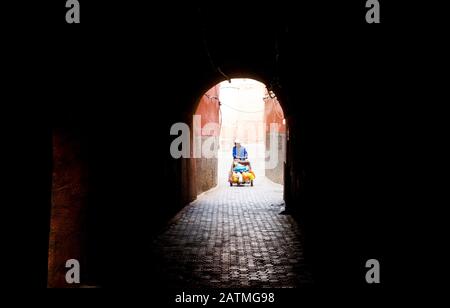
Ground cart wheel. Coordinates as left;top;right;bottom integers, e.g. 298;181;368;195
251;180;253;187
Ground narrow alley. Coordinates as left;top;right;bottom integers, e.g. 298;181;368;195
151;177;312;288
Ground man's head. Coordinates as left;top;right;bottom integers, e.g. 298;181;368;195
234;139;241;147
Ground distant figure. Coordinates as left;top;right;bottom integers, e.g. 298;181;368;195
232;139;248;160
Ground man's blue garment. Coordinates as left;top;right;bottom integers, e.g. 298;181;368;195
233;146;248;159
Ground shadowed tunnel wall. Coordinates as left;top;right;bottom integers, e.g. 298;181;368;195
48;128;88;287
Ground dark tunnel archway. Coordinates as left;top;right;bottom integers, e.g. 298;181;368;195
43;5;384;286
47;71;309;287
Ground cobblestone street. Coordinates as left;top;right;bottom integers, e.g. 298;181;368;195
152;177;312;288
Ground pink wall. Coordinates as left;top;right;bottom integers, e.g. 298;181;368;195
195;85;221;136
264;93;285;133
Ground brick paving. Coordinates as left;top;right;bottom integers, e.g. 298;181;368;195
151;177;312;288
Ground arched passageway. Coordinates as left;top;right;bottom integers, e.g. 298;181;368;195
148;78;311;287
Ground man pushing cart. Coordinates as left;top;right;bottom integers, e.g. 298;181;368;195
229;139;255;186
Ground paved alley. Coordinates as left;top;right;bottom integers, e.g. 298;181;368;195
151;177;312;288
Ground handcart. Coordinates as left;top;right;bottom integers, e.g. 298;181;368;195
228;160;255;187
